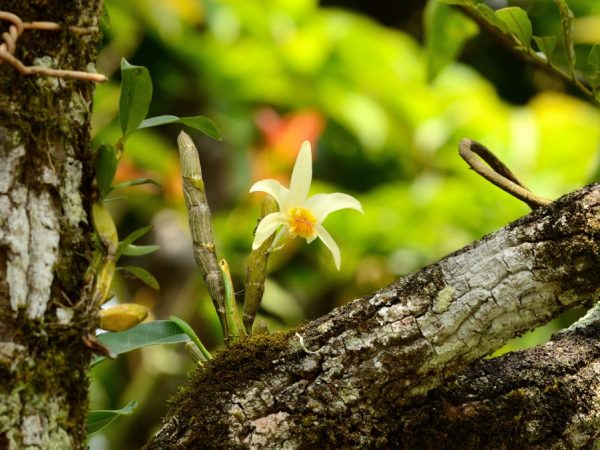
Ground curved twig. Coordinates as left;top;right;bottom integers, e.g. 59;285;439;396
459;138;552;209
0;10;106;82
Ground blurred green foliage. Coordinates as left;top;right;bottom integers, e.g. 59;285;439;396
89;1;600;448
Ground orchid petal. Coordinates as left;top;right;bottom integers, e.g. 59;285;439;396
288;140;313;206
252;213;285;250
249;179;288;207
315;224;341;270
305;193;363;223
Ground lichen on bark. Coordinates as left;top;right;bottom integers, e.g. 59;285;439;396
0;1;103;448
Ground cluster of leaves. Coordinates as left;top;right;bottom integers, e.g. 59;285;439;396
428;0;600;104
88;59;220;435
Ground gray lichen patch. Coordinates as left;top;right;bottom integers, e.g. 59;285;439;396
59;156;87;228
0;145;25;193
26;190;60;319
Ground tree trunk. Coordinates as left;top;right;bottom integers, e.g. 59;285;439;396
0;2;101;448
145;184;600;449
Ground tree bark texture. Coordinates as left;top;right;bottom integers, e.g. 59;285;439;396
0;2;101;448
146;184;600;449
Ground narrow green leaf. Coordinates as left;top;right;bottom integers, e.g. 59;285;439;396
424;0;479;82
99;4;110;31
92;320;190;366
120;244;160;257
495;7;532;47
170;315;213;360
555;0;576;77
138;115;221;140
110;178;162;193
119;58;153;140
92;202;118;254
533;36;558;64
116;225;152;258
588;44;600;96
95;144;118;198
87;401;137;435
119;266;159;290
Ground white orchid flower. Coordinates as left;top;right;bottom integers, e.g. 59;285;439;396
250;140;363;270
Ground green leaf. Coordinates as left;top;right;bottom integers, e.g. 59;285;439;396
110;178;162;193
119;266;159;290
95;144;118;198
99;4;110;31
92;320;190;366
495;7;532;47
87;400;137;435
555;0;576;77
533;36;558;64
475;4;509;34
588;44;600;96
116;225;152;258
120;244;160;257
92;202;118;254
170;315;212;361
424;0;479;82
119;58;153;140
437;0;474;4
137;115;221;140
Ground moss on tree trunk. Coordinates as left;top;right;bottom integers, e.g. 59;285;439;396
0;1;102;448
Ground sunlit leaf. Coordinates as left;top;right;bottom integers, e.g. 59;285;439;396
110;178;162;193
92;320;191;366
555;0;576;77
116;226;152;258
425;0;479;82
119;266;160;290
495;7;532;47
119;59;153;140
95;144;117;198
120;244;160;256
533;36;558;64
87;400;137;435
138;115;221;140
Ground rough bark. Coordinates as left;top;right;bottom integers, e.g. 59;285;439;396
146;183;600;449
0;2;101;448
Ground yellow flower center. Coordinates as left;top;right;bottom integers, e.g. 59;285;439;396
288;207;317;239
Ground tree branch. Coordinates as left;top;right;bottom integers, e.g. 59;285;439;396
146;183;600;449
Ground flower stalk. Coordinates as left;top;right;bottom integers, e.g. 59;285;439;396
243;196;278;335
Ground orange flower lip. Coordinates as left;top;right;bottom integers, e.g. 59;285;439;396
288;207;317;239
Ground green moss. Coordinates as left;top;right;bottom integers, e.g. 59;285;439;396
155;332;293;448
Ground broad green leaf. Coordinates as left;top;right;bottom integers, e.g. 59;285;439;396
120;244;160;256
92;320;190;366
110;178;162;193
95;144;118;198
475;4;509;34
555;0;576;77
119;59;153;140
137;115;221;140
119;266;159;290
495;7;532;47
116;225;152;258
92;202;118;253
425;0;479;82
533;36;558;64
87;400;137;435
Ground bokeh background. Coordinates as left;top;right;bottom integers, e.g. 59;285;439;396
89;0;600;448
